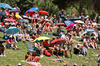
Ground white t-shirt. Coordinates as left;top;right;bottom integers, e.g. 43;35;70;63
92;22;97;25
32;14;37;18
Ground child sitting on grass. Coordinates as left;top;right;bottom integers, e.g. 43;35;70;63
25;52;39;62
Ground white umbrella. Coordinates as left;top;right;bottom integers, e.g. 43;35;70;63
74;20;84;24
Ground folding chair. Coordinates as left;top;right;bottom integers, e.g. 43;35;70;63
27;42;36;53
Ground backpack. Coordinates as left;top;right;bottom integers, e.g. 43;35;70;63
44;50;51;56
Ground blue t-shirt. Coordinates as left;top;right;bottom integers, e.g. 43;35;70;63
59;12;65;18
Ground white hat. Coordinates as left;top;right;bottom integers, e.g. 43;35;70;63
18;63;21;65
4;19;7;21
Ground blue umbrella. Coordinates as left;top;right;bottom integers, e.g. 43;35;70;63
85;29;95;33
64;20;74;26
5;27;20;35
10;9;21;12
0;3;13;9
24;7;39;15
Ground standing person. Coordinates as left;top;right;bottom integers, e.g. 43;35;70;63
1;8;6;22
59;9;65;23
0;40;6;56
65;34;74;59
14;4;20;14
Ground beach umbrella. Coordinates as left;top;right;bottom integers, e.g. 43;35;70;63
74;20;84;24
18;19;29;22
50;38;66;46
33;36;50;42
10;9;21;13
85;29;95;33
24;7;39;15
25;11;37;16
39;10;49;15
0;3;13;9
7;18;16;22
64;20;73;26
5;27;20;35
66;23;74;29
64;20;74;29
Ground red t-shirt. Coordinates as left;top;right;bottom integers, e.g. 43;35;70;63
43;41;49;47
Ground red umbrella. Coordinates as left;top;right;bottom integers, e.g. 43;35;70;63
39;10;49;15
50;38;66;46
7;18;16;22
66;23;74;29
51;38;66;44
25;11;37;16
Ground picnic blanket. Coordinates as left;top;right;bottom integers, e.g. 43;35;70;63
47;57;67;63
21;60;41;66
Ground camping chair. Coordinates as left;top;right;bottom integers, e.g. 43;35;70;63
27;42;40;55
27;42;36;53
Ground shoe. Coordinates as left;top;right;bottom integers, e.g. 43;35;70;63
65;56;69;58
23;41;25;43
17;48;21;50
69;57;72;59
3;54;6;57
0;54;3;57
13;48;15;50
40;55;44;58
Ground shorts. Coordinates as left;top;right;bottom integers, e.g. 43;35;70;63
45;23;50;27
6;44;11;49
67;45;72;50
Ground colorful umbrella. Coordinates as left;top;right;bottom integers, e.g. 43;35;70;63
85;29;95;33
74;20;84;24
33;36;51;42
25;11;37;16
7;18;16;22
24;7;39;15
10;9;21;13
18;19;29;22
66;23;74;29
51;38;66;44
0;3;13;9
39;10;49;15
64;20;73;26
5;27;20;35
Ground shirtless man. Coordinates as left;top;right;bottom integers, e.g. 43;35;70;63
54;42;60;57
65;35;74;59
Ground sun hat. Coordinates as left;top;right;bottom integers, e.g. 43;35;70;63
36;39;39;42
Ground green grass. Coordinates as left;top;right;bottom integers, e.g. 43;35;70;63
0;32;100;66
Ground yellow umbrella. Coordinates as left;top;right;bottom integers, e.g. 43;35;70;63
33;36;51;42
74;20;84;24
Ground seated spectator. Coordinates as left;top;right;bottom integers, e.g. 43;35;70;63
25;52;30;60
43;40;50;49
54;42;60;57
97;54;100;63
89;37;97;49
80;45;87;56
34;39;45;58
0;40;6;56
26;52;39;62
3;33;9;40
83;36;90;48
6;35;20;50
73;44;81;54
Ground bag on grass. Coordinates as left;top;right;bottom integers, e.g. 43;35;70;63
44;50;51;56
